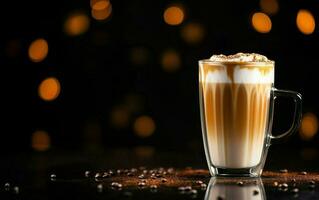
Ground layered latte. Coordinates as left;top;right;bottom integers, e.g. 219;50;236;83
199;53;274;168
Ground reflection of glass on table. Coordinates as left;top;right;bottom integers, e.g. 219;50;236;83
205;178;266;200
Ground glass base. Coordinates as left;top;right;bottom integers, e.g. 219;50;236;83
210;166;262;177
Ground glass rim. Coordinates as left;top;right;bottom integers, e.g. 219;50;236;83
198;59;275;66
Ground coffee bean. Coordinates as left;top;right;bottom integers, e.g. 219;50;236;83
85;171;91;177
124;169;129;173
141;179;147;183
280;169;288;173
156;174;162;178
111;182;121;188
131;168;137;173
190;189;197;194
142;170;148;174
138;182;146;187
309;180;316;185
178;186;186;191
273;181;278;186
291;188;299;193
95;173;101;178
50;174;56;181
161;178;167;183
167;168;174;174
201;183;207;188
97;184;103;192
13;186;19;194
282;183;288;188
118;183;123;188
253;190;259;195
127;172;133;176
300;171;307;175
237;181;244;186
150;185;158;189
163;171;167;175
138;174;145;179
185;186;192;191
4;182;10;191
108;170;114;175
102;172;110;178
196;180;203;185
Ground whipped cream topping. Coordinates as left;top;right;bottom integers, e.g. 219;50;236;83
209;53;272;63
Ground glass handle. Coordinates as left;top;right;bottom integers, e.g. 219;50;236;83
270;88;302;142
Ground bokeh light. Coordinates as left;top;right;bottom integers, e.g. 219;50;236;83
163;6;184;26
91;1;112;21
299;112;318;140
38;77;61;101
110;106;130;129
28;38;49;62
64;13;90;36
161;49;181;72
259;0;279;15
296;9;315;35
181;22;205;44
31;130;51;151
251;12;272;33
133;115;156;138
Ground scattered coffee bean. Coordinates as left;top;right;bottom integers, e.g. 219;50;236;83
108;170;114;175
142;170;148;174
131;168;137;173
291;188;299;193
292;178;296;183
200;183;207;190
117;169;122;174
237;181;244;186
150;185;158;189
97;184;103;192
309;180;316;185
300;171;307;175
161;178;167;183
163;171;167;175
95;173;101;178
13;186;19;194
111;182;122;188
167;168;174;174
178;186;186;191
196;180;203;185
141;179;147;183
273;181;278;187
4;182;10;191
127;172;133;176
156;174;162;178
124;169;129;173
102;172;110;178
253;190;259;195
138;182;146;187
190;189;197;194
282;183;288;188
50;174;56;181
280;169;288;173
138;174;145;179
185;186;192;191
85;171;91;177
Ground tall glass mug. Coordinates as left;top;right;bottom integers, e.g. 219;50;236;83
199;54;302;177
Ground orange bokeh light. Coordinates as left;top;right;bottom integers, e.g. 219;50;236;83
299;112;318;140
133;116;156;138
91;3;112;21
92;0;110;10
64;13;90;36
31;130;51;151
161;49;181;72
163;6;184;26
28;38;48;62
296;9;315;35
251;12;272;33
181;22;205;44
38;77;61;101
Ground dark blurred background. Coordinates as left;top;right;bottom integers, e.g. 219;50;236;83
0;0;318;168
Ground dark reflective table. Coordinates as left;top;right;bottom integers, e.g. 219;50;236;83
1;147;319;200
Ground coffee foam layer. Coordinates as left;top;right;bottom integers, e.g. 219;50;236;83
200;63;274;84
210;52;272;63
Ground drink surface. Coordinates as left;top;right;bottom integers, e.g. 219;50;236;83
199;53;274;168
